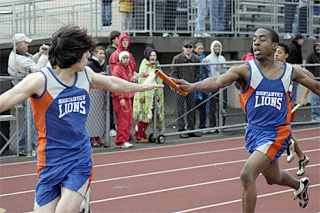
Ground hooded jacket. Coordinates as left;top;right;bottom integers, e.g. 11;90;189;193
306;41;320;81
204;40;227;77
111;60;135;99
108;32;136;75
287;40;303;64
87;55;106;73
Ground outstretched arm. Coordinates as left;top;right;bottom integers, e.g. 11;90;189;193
296;67;313;106
89;67;163;92
175;65;245;93
293;65;320;96
0;72;45;113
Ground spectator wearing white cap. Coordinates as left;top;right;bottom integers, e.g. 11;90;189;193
7;33;49;155
8;33;49;81
110;50;135;148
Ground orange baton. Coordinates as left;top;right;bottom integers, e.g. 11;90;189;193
154;69;188;97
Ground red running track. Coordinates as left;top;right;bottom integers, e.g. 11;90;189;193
0;127;319;212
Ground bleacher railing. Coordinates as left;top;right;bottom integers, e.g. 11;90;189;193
0;0;319;43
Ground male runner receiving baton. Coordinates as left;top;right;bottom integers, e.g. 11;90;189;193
174;27;320;212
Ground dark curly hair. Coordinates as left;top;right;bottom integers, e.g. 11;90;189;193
49;25;96;69
278;42;290;54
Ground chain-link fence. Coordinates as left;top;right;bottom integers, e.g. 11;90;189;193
0;0;319;43
0;62;319;156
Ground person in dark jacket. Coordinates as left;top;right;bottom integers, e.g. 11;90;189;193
170;40;201;138
87;45;106;147
105;30;120;137
306;41;320;121
287;32;305;104
87;45;106;73
105;30;120;65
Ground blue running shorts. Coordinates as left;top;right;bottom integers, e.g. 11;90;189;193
245;124;291;162
34;156;93;209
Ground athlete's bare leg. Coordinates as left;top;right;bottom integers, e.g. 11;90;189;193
291;134;305;160
240;151;271;213
34;196;60;213
56;187;83;213
240;151;301;212
262;158;300;189
34;188;83;213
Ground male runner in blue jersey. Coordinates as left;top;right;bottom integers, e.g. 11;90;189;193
0;25;163;213
174;27;320;212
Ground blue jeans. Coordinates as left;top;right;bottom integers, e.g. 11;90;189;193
196;0;207;33
19;100;37;150
284;0;297;33
101;1;112;26
311;91;320;120
209;0;226;32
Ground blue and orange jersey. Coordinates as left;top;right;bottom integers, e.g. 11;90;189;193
30;67;92;170
238;60;293;127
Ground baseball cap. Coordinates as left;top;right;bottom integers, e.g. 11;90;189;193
183;40;193;47
13;33;32;43
293;32;305;40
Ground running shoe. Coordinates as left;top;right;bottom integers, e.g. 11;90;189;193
294;177;310;208
297;155;310;176
287;139;295;163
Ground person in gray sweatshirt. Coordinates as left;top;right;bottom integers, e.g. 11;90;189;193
203;40;227;128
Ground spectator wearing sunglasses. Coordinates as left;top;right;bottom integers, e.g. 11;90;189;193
170;40;202;138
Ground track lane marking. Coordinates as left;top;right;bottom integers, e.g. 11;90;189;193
1;163;319;198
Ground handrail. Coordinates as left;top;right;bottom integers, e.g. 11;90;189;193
0;0;319;43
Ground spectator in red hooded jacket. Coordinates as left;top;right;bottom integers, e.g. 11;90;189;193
109;32;136;79
111;51;135;148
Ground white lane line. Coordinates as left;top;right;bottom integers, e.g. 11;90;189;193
174;184;320;213
2;145;319;180
1;162;319;198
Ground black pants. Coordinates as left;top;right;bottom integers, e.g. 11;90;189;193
176;92;196;131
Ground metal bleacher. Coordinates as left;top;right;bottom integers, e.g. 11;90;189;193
235;0;320;37
1;0;319;44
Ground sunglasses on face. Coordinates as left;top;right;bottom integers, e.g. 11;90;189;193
184;45;193;49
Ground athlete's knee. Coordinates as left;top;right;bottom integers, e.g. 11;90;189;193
240;168;255;188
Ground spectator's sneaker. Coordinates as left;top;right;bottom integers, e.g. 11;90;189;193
172;33;179;37
284;33;292;39
294;177;310;208
162;32;170;38
109;129;116;137
136;138;149;143
117;142;133;148
202;33;211;37
297;155;310;176
18;149;27;156
287;139;295;163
